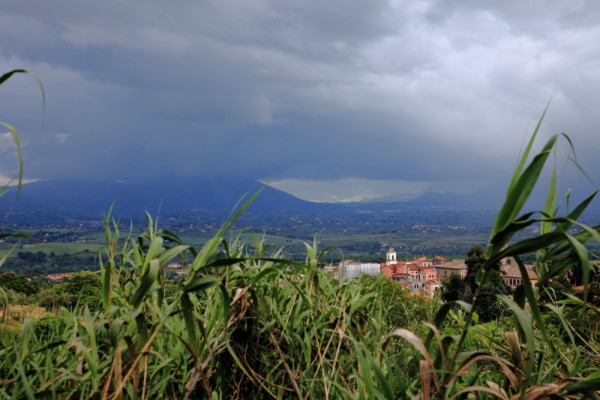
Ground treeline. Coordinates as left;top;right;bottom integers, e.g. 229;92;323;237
0;250;97;275
0;271;102;313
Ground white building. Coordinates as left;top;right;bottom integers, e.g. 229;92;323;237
338;262;381;281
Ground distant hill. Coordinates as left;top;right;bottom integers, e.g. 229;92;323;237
404;187;503;209
1;178;597;224
404;184;600;216
0;178;326;220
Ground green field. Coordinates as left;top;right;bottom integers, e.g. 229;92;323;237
0;242;101;257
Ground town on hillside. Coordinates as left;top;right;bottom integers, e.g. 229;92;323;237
332;248;537;297
47;247;538;297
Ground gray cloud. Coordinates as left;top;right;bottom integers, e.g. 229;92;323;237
0;0;598;198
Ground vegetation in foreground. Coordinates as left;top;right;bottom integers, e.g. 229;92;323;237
1;69;599;398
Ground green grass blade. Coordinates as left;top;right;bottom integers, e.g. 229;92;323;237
157;245;190;265
0;122;24;199
131;258;160;307
491;134;559;245
541;164;557;235
564;233;590;302
509;103;550;193
182;276;217;293
102;259;114;312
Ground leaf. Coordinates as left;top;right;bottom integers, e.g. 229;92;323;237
491;132;559;249
157;245;190;265
181;293;199;355
426;300;472;346
182;276;217;293
450;385;508;400
390;329;440;392
498;295;537;387
0;122;25;199
541;164;557;235
564;233;591;302
102;259;114;312
0;69;27;85
130;258;160;307
556;190;598;233
565;371;600;394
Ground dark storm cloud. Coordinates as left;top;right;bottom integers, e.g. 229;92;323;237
1;0;599;198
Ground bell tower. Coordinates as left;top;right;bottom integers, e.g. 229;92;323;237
386;247;397;265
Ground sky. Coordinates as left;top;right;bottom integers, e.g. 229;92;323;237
1;1;599;202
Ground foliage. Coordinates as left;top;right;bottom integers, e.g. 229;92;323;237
37;288;71;313
538;273;574;303
64;271;101;298
588;281;600;306
440;245;512;322
360;274;431;331
0;324;18;346
0;271;39;295
464;244;489;292
392;109;600;398
0;325;18;376
439;273;464;302
565;260;598;286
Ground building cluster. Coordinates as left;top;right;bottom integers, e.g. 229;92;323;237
337;248;538;297
47;272;73;281
45;251;539;293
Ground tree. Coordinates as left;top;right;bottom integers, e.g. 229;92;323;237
38;289;71;313
588;281;600;307
0;271;39;295
464;245;499;293
439;273;464;302
63;271;101;310
566;261;598;286
475;269;512;322
538;274;573;303
439;245;511;322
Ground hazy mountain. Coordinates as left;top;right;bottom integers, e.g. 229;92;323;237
1;178;596;223
404;188;503;209
404;184;600;216
0;178;325;219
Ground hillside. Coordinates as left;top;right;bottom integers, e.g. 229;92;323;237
0;177;325;219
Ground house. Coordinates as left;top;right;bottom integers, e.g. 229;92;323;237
500;258;537;289
433;260;467;279
47;273;73;281
375;248;541;297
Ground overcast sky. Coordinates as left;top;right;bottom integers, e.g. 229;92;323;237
1;1;599;201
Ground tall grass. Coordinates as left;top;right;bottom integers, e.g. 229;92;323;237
0;205;429;398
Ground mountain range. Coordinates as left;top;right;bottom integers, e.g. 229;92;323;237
0;178;324;218
1;178;597;222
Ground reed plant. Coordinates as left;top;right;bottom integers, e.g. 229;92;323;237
0;202;428;398
0;69;42;335
393;109;600;399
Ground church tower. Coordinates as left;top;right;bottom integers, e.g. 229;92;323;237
386;247;397;265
